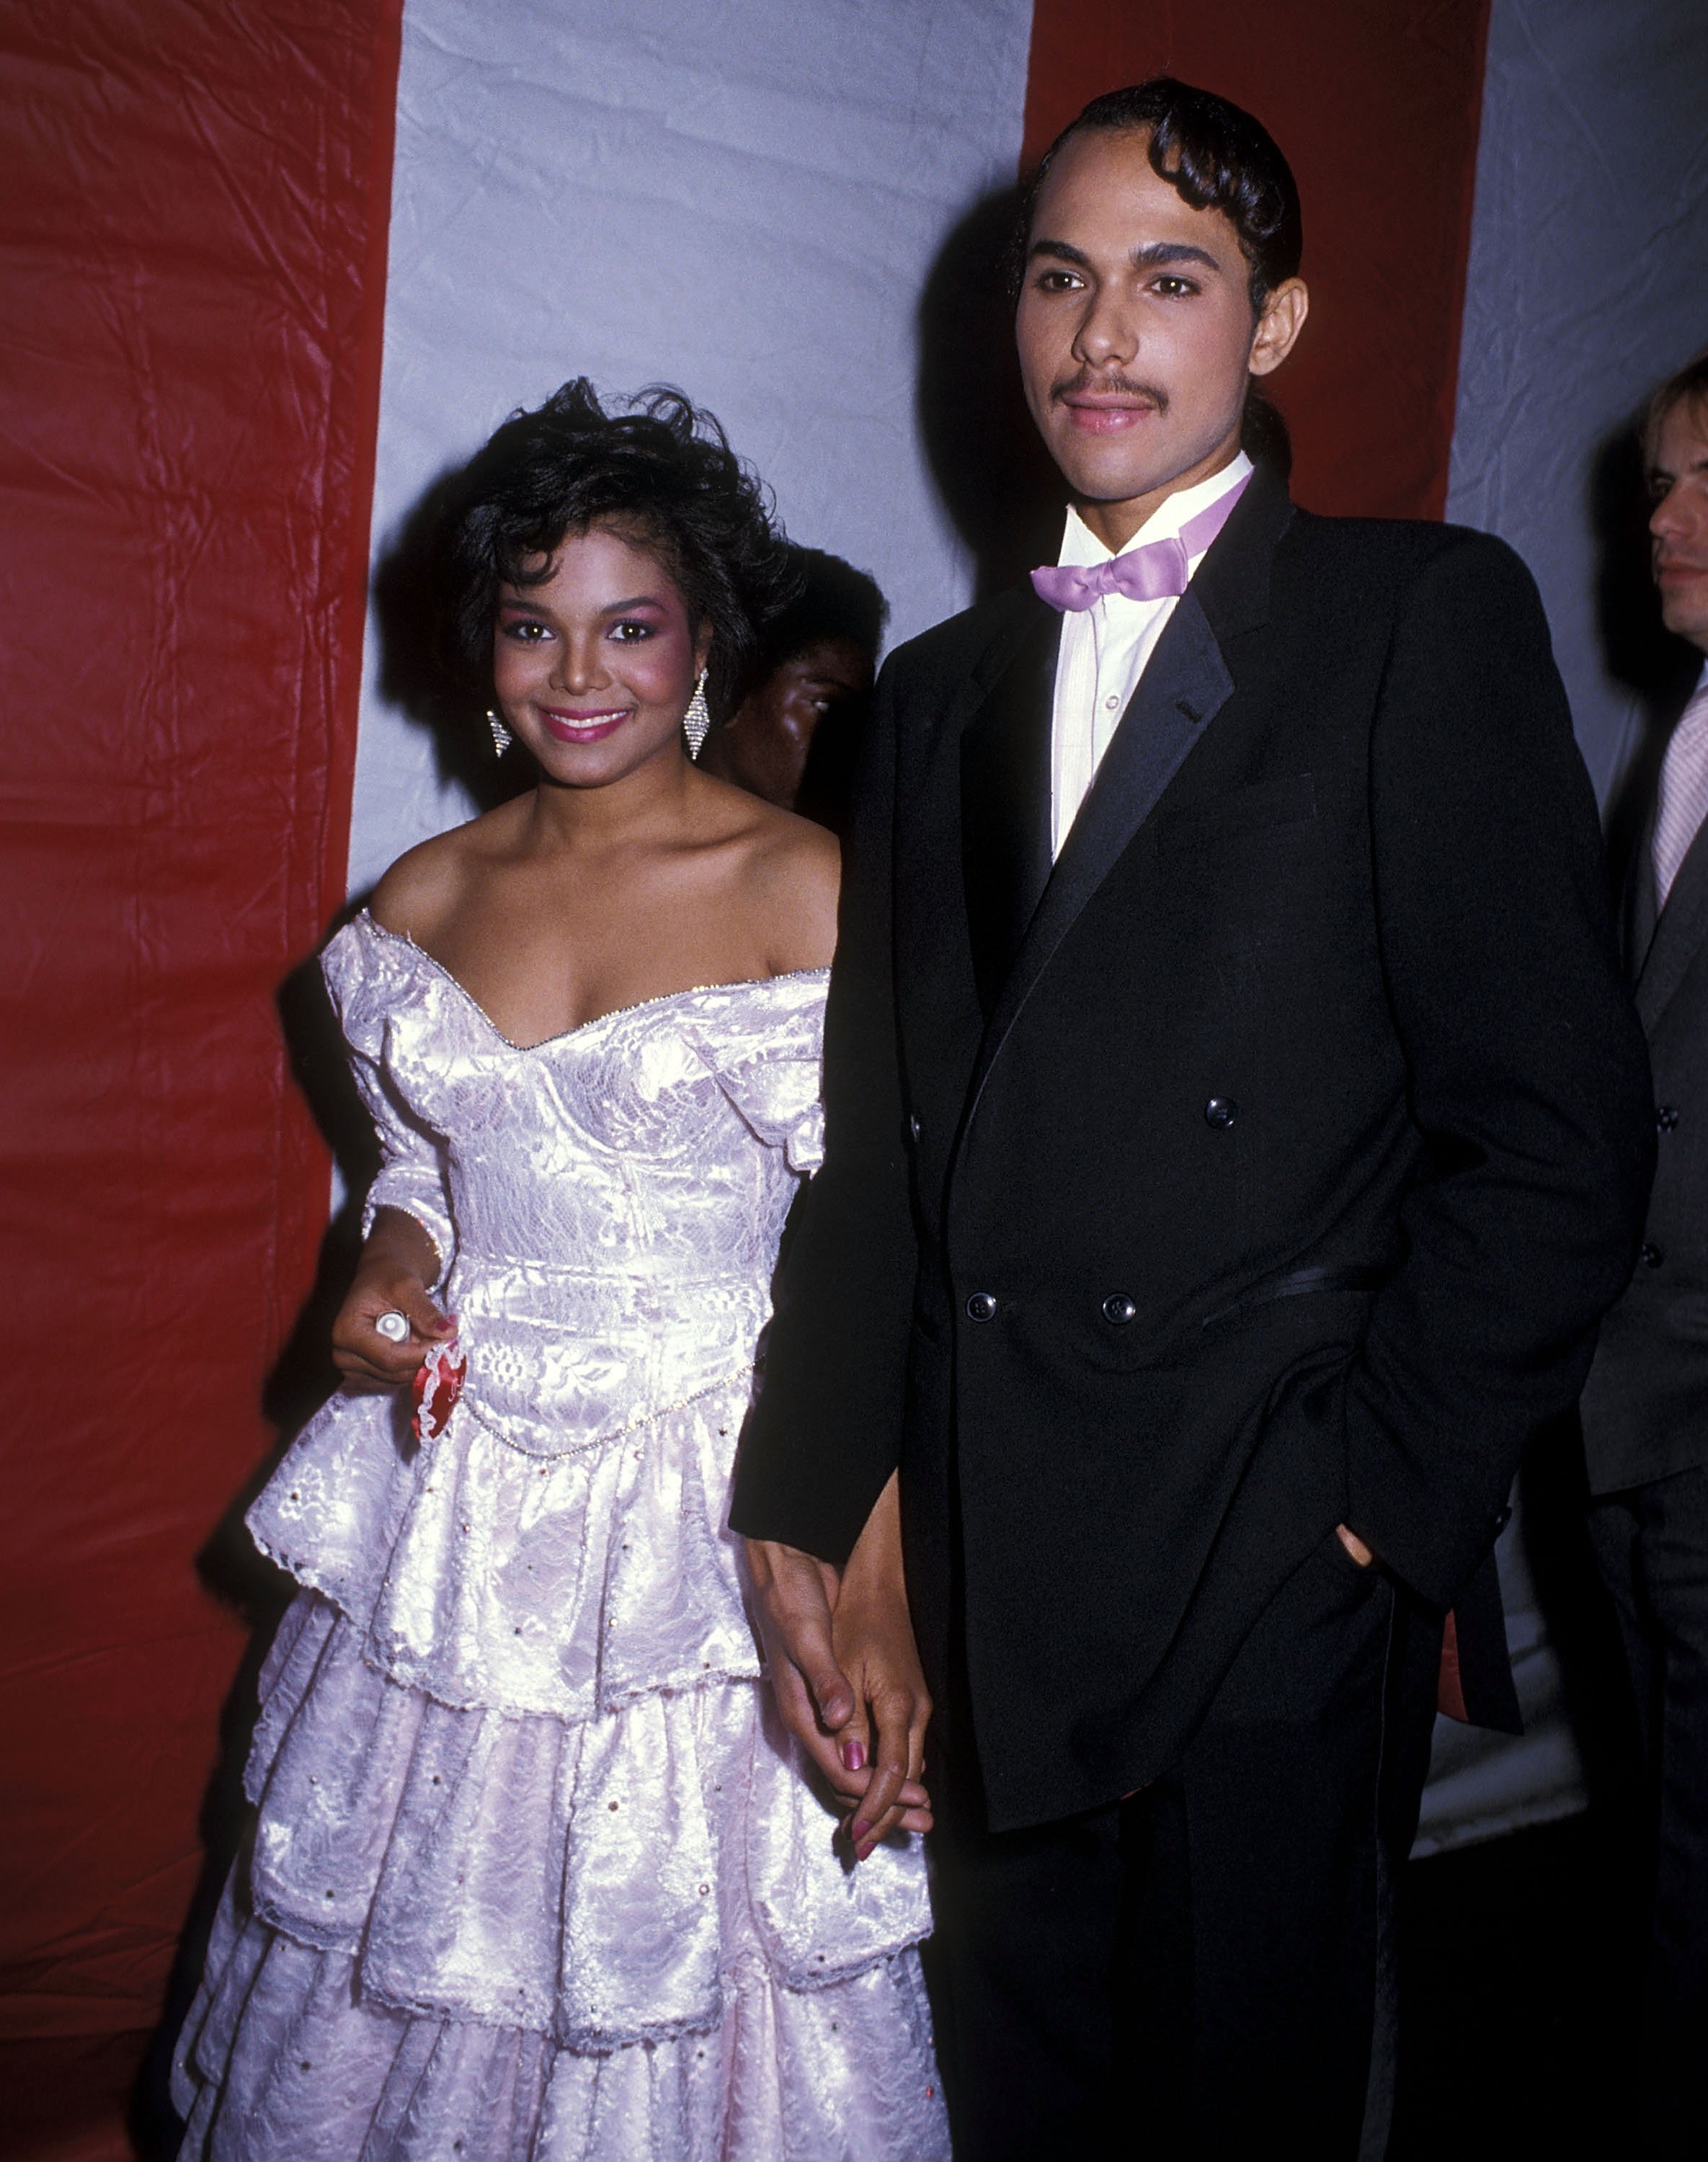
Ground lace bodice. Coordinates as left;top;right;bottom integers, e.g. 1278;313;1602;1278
329;913;828;1458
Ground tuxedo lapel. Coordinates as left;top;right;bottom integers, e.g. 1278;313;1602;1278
1637;813;1708;1030
958;602;1058;1016
958;468;1291;1131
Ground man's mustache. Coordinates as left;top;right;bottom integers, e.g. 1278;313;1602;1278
1050;370;1168;410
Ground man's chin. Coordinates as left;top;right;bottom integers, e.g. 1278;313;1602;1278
1053;445;1177;511
1048;422;1231;519
1659;595;1708;652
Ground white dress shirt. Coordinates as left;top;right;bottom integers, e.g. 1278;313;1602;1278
1653;660;1708;909
1049;451;1253;860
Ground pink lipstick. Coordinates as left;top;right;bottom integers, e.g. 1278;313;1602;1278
539;706;631;744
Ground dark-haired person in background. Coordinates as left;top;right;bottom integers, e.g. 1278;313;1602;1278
170;381;949;2161
698;545;887;830
733;79;1653;2157
1580;347;1708;2154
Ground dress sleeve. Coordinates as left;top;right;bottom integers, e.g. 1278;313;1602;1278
679;982;827;1176
321;922;458;1291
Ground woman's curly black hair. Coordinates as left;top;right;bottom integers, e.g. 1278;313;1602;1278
442;379;800;717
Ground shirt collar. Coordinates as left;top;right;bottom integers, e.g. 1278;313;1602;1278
1058;450;1254;569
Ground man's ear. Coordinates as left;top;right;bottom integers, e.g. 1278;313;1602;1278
1250;277;1309;379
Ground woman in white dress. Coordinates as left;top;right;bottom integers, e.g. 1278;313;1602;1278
172;382;948;2161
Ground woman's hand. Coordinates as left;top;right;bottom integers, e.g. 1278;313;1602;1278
744;1535;859;1787
746;1485;933;1857
829;1472;933;1857
331;1206;453;1388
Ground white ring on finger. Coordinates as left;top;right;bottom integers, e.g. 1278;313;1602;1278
373;1310;409;1343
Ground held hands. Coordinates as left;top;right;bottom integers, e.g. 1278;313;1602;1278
744;1472;933;1861
331;1206;453;1389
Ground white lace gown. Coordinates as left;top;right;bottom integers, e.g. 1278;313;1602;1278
172;912;948;2161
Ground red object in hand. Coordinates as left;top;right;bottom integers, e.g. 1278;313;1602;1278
412;1332;466;1442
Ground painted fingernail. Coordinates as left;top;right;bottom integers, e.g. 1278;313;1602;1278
850;1819;871;1845
840;1740;866;1773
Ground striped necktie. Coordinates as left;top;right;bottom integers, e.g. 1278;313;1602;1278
1653;672;1708;909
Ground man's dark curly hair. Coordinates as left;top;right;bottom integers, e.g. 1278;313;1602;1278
443;378;799;716
1013;78;1304;474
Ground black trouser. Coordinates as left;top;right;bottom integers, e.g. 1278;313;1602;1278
1588;1462;1708;2152
926;1529;1442;2161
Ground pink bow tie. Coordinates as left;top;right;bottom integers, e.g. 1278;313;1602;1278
1031;473;1250;611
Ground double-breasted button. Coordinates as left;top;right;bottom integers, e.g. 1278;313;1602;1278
1102;1294;1137;1327
909;1113;922;1142
1657;1106;1681;1134
965;1291;997;1322
1641;1242;1665;1269
1204;1097;1237;1129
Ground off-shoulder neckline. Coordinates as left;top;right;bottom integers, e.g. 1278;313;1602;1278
351;909;829;1054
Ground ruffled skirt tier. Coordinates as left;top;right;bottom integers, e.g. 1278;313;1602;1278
171;1379;947;2160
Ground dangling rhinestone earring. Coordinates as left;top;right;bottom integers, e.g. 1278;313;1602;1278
486;709;513;757
682;670;711;760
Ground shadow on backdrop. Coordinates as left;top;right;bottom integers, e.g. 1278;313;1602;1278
916;182;1065;602
370;461;539;817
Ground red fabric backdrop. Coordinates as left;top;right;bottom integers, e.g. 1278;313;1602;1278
1023;0;1494;519
0;1;401;2148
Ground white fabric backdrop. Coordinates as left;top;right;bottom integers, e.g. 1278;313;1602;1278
345;0;1035;894
1446;0;1708;804
1418;0;1708;1854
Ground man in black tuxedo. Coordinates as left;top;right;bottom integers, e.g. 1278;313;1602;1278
1580;348;1708;2150
732;79;1653;2157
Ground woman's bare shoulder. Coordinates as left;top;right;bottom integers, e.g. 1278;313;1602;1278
368;803;522;939
736;798;840;973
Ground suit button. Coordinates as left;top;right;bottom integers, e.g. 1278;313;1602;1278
965;1291;997;1322
1102;1294;1137;1327
1641;1242;1664;1269
909;1113;922;1142
1204;1097;1237;1129
1657;1106;1680;1133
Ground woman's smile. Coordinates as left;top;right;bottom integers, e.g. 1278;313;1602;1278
538;703;633;742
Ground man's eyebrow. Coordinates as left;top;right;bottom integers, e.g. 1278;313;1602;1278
1026;237;1090;267
1132;240;1222;272
1024;237;1224;273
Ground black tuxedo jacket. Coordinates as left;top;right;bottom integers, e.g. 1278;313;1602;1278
732;466;1654;1831
1581;753;1708;1493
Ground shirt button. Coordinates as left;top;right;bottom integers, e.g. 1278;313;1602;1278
1204;1097;1237;1129
1641;1242;1664;1269
1104;694;1120;711
965;1292;998;1322
1102;1294;1137;1327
